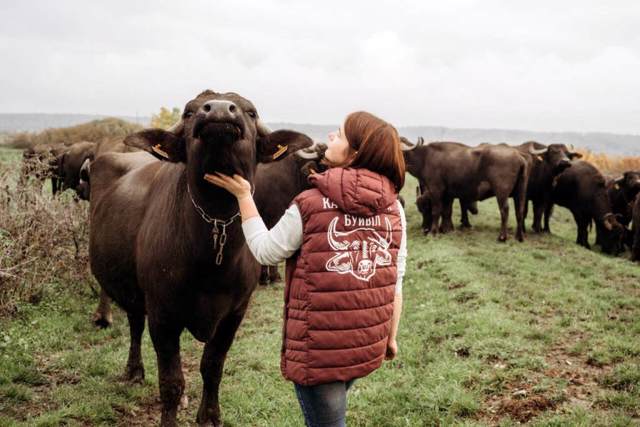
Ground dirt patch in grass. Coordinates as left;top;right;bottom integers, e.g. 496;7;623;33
543;335;614;408
479;331;618;425
497;393;557;423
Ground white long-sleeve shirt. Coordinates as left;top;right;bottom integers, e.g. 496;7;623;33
242;200;407;295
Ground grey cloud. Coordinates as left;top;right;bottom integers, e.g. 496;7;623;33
0;0;639;133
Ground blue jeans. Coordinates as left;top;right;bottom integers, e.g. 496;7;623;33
294;380;356;427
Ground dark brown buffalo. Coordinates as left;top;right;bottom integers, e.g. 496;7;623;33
89;90;312;426
552;160;624;254
515;141;581;233
58;141;96;200
254;142;327;285
631;193;640;262
91;138;149;328
403;138;478;233
402;138;529;241
605;171;640;228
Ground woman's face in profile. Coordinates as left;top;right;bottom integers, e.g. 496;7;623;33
325;124;350;165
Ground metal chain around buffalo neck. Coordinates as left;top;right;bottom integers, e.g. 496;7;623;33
186;183;253;266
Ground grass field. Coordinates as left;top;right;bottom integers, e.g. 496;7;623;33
0;146;639;426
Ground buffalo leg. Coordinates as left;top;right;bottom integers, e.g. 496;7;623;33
574;214;591;249
459;201;472;229
543;201;554;233
532;201;544;233
196;311;245;426
149;322;185;427
92;288;113;328
497;196;510;242
420;198;433;234
429;196;444;236
259;266;269;286
440;197;454;233
514;196;526;242
124;311;145;383
51;176;58;195
268;265;281;283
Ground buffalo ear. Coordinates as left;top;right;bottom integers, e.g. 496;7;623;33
257;130;314;163
568;152;583;159
123;129;186;162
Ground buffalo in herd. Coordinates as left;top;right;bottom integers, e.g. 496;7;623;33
17;91;640;425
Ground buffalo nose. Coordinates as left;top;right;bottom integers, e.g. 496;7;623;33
200;100;239;120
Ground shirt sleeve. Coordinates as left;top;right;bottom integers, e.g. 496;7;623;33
241;203;303;266
395;200;407;296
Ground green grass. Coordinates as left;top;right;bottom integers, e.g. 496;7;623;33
1;160;639;426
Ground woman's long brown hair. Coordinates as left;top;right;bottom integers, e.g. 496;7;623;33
339;111;405;191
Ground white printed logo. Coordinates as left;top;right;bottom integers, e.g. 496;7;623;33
325;216;393;281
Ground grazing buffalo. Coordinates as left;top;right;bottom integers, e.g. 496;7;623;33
58;141;96;200
402;138;529;242
606;171;640;228
254;141;327;285
89;90;312;426
552;160;625;254
515;142;581;233
631;194;640;262
414;180;478;233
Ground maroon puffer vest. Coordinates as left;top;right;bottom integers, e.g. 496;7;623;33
281;167;402;385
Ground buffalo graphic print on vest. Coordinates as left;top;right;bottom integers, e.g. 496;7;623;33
326;216;393;281
282;167;402;386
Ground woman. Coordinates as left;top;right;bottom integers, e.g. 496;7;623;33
208;111;407;426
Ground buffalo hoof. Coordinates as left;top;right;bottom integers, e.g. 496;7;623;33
269;272;282;284
497;235;508;242
160;411;178;427
92;311;113;329
422;228;431;235
459;222;472;229
258;277;269;286
196;406;221;427
440;225;454;233
542;228;551;234
123;365;145;383
516;233;525;242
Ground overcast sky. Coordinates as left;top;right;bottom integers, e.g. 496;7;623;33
1;1;639;134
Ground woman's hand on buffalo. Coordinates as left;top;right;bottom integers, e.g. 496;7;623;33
204;173;252;200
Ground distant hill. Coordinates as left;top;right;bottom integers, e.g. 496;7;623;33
270;123;640;156
0;113;150;133
2;115;638;156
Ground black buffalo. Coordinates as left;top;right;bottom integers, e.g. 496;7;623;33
402;138;529;242
552;160;625;254
89;90;312;426
253;141;327;284
606;171;640;228
516;141;581;233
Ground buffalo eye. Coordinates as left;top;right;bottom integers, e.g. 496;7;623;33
183;111;194;119
247;111;257;119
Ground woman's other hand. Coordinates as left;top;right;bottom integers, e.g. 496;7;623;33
385;339;398;360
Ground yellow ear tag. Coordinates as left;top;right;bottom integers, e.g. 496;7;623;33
536;155;544;161
272;144;288;160
152;144;169;159
614;184;620;190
